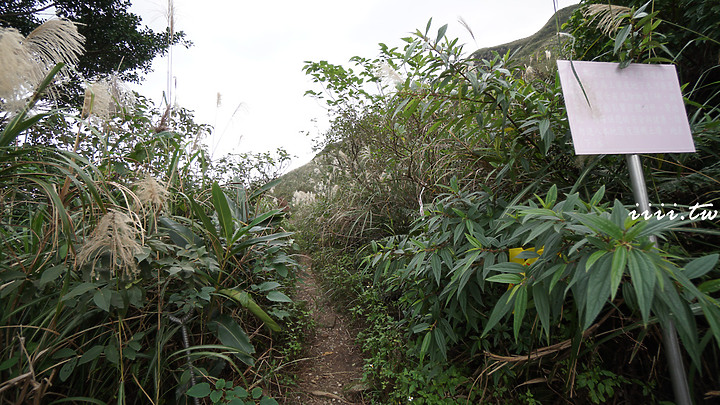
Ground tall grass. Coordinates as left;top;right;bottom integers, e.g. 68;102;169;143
0;15;297;404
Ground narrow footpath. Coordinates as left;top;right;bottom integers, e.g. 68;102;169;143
287;256;367;404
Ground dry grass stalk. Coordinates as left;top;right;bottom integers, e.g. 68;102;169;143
76;209;143;279
583;4;632;36
0;19;84;110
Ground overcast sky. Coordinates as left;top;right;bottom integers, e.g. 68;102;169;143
129;0;580;170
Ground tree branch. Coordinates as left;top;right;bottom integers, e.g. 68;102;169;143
0;2;57;19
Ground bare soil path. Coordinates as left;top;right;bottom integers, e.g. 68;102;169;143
285;256;367;404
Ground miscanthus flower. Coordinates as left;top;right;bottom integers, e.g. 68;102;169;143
0;19;84;111
583;4;632;36
81;74;135;122
374;62;403;86
76;209;144;279
134;174;169;213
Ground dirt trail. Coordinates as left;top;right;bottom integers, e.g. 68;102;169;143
287;256;367;404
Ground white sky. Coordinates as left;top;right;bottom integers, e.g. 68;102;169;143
129;0;580;170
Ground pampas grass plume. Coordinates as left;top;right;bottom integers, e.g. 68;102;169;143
0;29;37;105
0;19;84;110
374;62;403;86
81;75;135;121
583;4;632;36
135;174;169;212
76;209;143;279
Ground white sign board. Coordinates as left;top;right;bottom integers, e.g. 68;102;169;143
556;60;695;155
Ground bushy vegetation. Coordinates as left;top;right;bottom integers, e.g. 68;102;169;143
3;1;720;404
295;1;720;403
0;18;302;405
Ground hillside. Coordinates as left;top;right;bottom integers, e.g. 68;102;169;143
274;5;580;206
471;4;579;69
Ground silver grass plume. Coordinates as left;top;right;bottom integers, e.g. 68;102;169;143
81;74;135;121
0;29;36;106
583;4;632;36
0;19;84;110
134;174;169;213
374;62;403;86
76;209;143;279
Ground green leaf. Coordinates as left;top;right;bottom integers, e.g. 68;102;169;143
40;265;66;287
431;254;442;285
614;25;632;54
465;233;483;249
59;357;77;382
53;348;76;359
252;387;263;399
212;182;235;242
513;286;528;341
266;290;292;303
585;255;611;330
436;24;448;44
482;290;515;337
210;315;255;366
538;119;553;152
590;186;605;206
210;390;223;403
78;345;105;365
190;197;218;238
521;222;553;246
420;331;432;361
622;219;646;241
610;199;627;228
570;213;624;240
585;250;607;272
259;396;279;405
256;282;281;292
699;279;720;294
187;383;211;398
635;215;675;238
486;274;523;284
412;323;430;334
25;177;72;237
699;300;720;349
454;251;480;296
610;246;628;300
434;328;447;360
104;344;119;365
219;288;281;332
158;216;203;248
232;386;248;398
0;356;18;372
488;262;526;274
533;283;551;340
683;254;719;279
656;282;701;368
627;250;656;324
549;263;567;293
93;288;112;312
545;184;557;208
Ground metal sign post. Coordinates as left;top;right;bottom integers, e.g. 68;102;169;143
557;60;697;405
626;154;692;405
